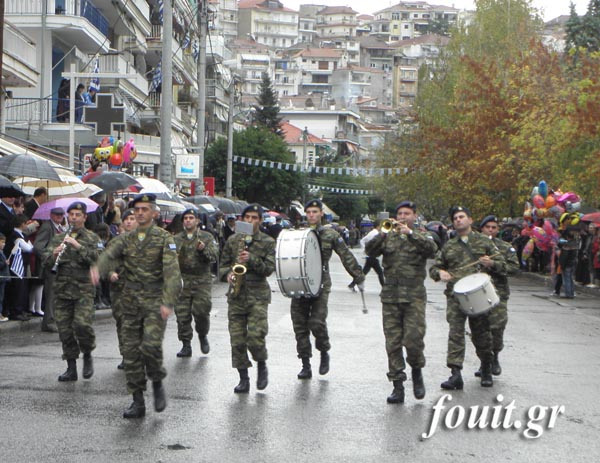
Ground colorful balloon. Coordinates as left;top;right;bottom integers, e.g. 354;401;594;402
93;146;113;162
122;138;136;164
545;195;556;208
523;239;535;260
109;150;123;167
532;194;545;209
531;186;539;198
538;180;548;198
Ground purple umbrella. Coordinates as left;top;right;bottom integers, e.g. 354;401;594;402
32;198;99;221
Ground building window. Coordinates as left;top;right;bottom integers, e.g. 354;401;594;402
318;61;329;70
283;90;288;95
302;58;307;62
393;24;398;29
413;13;419;18
404;24;409;29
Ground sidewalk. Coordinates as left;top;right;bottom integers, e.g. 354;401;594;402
516;271;600;298
0;308;114;336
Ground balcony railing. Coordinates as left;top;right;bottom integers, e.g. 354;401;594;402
6;0;109;37
6;97;60;124
82;53;149;95
3;22;37;70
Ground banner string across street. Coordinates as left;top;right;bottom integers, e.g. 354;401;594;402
307;184;374;195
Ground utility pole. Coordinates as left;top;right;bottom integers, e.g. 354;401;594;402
302;127;308;168
159;0;173;184
196;0;207;193
39;0;47;128
68;62;76;170
225;83;235;198
0;0;5;131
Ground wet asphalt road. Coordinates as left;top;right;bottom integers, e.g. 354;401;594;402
0;250;599;463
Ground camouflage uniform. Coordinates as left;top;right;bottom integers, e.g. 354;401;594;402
106;236;126;357
43;227;102;360
219;230;275;369
291;226;364;359
429;232;506;368
488;237;520;353
174;229;218;342
365;228;437;382
96;225;181;394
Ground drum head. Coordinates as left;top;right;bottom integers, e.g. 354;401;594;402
303;229;322;295
453;273;490;294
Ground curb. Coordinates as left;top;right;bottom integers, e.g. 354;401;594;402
516;272;600;297
0;309;114;336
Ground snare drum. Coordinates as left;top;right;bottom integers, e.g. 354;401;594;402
453;273;499;317
276;228;322;298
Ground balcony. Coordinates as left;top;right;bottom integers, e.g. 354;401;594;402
5;0;109;52
2;21;38;87
142;92;186;133
147;26;191;84
333;130;360;144
206;79;227;101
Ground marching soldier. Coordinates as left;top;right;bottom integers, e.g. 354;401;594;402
292;199;364;380
365;201;438;404
220;204;275;394
43;202;103;382
91;194;181;419
107;208;137;369
174;208;219;357
429;206;506;390
477;215;520;377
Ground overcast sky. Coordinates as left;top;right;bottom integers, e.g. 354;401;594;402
281;1;589;20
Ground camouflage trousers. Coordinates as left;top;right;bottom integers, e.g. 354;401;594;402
227;291;268;369
54;293;96;360
290;290;331;359
110;287;124;356
488;297;508;353
121;289;167;393
446;296;493;368
382;300;426;382
175;276;211;342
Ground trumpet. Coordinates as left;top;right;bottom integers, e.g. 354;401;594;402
230;235;253;297
381;219;406;233
51;225;74;274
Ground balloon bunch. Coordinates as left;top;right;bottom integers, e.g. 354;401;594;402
521;220;559;259
91;137;137;170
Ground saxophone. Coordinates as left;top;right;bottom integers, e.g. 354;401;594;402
231;235;253;297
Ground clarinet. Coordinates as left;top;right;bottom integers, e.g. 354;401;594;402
51;225;74;274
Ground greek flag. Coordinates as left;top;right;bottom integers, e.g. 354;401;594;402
182;33;191;51
10;247;24;279
90;57;100;92
192;40;199;61
150;62;162;92
158;0;164;24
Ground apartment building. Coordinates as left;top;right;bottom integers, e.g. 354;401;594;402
238;0;299;49
293;47;348;95
280;121;329;168
215;0;239;43
2;21;39;90
316;6;359;64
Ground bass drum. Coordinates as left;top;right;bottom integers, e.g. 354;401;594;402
276;228;322;298
453;273;499;317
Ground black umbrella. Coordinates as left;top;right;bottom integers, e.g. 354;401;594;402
0;153;61;181
0;175;26;197
86;172;141;193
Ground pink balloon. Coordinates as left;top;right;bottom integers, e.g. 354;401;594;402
122;138;135;164
523;239;535;260
557;192;579;204
532;194;545;209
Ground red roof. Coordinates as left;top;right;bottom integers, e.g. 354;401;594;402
318;6;359;15
294;48;345;58
280;121;327;144
238;0;297;13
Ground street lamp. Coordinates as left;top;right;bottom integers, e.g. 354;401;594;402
302;126;309;169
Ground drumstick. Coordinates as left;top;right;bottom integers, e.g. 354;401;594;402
359;289;368;314
446;252;502;277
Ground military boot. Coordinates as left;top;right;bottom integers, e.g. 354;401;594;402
319;351;330;375
82;353;94;379
491;352;502;376
58;359;78;382
480;362;493;387
387;380;405;404
123;391;146;419
117;358;125;370
297;357;312;379
257;361;268;390
412;368;426;400
441;367;464;390
474;364;483;377
176;341;192;358
234;368;250;394
200;336;210;355
153;380;167;412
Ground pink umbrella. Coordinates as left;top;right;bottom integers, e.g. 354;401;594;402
32;198;99;221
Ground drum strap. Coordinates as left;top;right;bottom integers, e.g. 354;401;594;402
457;240;479;269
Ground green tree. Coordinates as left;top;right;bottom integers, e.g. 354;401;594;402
254;73;282;136
565;2;583;52
565;0;600;53
426;18;451;36
204;127;303;206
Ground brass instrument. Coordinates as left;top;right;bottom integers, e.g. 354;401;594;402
51;225;74;274
231;235;253;297
381;219;400;233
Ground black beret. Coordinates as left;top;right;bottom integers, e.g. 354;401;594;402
121;208;135;220
304;199;323;210
50;207;65;215
449;205;471;221
67;201;87;213
182;208;199;218
480;215;498;229
130;193;157;208
242;203;263;217
395;200;416;213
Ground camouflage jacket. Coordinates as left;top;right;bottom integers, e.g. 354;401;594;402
96;224;182;309
42;226;102;294
429;231;507;296
316;225;364;290
219;229;275;295
491;236;520;297
366;228;437;302
174;229;218;280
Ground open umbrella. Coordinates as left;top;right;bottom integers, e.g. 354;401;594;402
86;172;141;193
14;172;102;198
581;212;600;224
0;153;61;180
0;174;26;197
33;198;99;221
